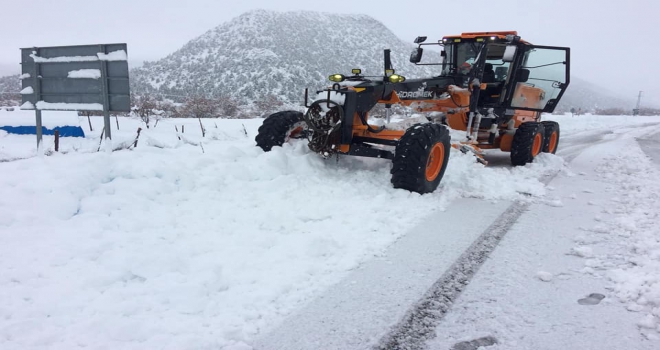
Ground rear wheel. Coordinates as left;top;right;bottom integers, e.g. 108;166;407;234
541;121;560;154
510;122;545;166
255;111;306;152
391;123;451;194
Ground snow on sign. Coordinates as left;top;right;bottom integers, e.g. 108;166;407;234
67;69;102;79
20;43;130;142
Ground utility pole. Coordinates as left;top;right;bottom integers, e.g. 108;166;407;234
633;91;643;116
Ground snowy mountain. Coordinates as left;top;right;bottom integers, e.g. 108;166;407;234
0;74;20;106
129;10;440;104
0;74;19;92
130;10;638;112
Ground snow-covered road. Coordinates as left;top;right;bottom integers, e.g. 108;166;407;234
255;120;660;350
1;112;660;349
425;128;660;350
639;134;660;166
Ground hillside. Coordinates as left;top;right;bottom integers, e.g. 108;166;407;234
556;76;635;113
130;10;440;104
0;74;20;106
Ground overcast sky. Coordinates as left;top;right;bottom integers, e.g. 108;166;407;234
2;0;656;106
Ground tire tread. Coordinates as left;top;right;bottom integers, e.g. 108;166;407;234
510;122;545;166
391;123;451;194
255;111;304;151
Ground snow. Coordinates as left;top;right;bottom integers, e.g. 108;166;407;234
447;84;469;93
20;101;34;110
638;314;658;329
35;101;103;111
1;113;660;349
536;271;554;282
67;69;101;79
97;50;128;61
0;110;80;128
570;246;594;258
242;48;277;60
424;117;660;349
338;81;366;87
27;50;127;63
592;139;660;337
20;87;34;94
19;73;30;79
314;90;346;105
383;114;430;130
29;54;98;63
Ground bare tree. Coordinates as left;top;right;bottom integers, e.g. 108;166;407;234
180;96;220;119
131;95;158;128
595;107;628;116
217;96;240;118
253;94;284;118
158;100;182;119
637;107;660;116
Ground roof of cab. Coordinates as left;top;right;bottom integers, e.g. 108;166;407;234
442;31;531;44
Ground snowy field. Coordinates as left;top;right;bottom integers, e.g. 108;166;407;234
1;110;660;349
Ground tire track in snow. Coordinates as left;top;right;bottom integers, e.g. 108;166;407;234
374;198;533;350
373;130;622;350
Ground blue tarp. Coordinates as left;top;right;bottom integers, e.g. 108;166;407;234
0;125;85;137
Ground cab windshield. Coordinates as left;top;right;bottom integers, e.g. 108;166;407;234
442;41;484;76
441;41;513;85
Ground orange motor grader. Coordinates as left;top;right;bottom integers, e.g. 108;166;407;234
255;31;570;194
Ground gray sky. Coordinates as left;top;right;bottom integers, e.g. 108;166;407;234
2;0;656;106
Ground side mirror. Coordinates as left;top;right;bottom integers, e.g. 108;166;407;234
440;50;446;58
410;48;424;64
516;68;530;82
502;45;517;62
414;36;427;44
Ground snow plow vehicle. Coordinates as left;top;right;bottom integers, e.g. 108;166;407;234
255;31;570;194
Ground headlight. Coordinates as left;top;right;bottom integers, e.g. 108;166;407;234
389;74;406;83
329;74;345;82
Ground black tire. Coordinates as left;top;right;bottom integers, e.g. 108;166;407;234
510;122;545;166
541;121;560;154
255;111;305;152
391;123;451;194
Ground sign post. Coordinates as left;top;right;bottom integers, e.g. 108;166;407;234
98;44;113;140
19;43;130;147
35;110;43;147
32;48;43;147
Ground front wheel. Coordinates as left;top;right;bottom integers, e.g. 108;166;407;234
510;122;545;166
255;111;306;152
391;123;451;194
